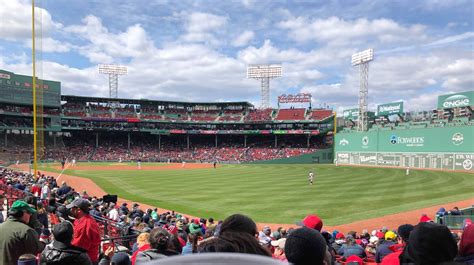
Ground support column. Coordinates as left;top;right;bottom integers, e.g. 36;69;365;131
96;133;99;148
4;132;7;148
158;134;161;152
187;135;190;149
274;135;278;148
53;134;56;148
244;135;247;148
127;132;131;149
215;134;218;148
307;135;310;148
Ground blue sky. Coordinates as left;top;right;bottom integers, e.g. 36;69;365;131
0;0;472;112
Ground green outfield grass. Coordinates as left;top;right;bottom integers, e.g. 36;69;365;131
40;163;474;225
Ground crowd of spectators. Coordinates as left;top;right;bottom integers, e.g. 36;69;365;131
1;167;474;264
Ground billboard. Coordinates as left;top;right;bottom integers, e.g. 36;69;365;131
335;125;474;171
377;101;403;116
0;69;61;107
437;91;474;109
343;108;359;121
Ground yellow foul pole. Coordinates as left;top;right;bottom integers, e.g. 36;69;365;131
333;111;337;135
32;0;38;177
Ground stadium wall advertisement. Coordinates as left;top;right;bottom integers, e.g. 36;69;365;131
377;101;403;116
247;148;333;164
343;108;359;121
334;126;474;171
437;91;474;109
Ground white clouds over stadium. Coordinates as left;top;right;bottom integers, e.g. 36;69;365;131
0;0;472;111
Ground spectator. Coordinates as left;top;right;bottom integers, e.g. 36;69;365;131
284;227;331;265
198;214;270;256
258;226;273;249
271;238;287;262
108;203;119;221
131;233;151;265
67;198;101;264
375;231;397;263
449;206;462;216
381;224;414;265
135;227;179;264
99;249;131;265
181;233;198;255
331;232;345;253
0;200;45;265
41;221;92;265
399;222;458;264
455;223;474;264
337;234;366;259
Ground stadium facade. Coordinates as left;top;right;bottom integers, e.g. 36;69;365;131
0;69;334;164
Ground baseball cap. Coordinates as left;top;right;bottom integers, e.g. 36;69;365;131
296;214;323;231
335;232;345;239
385;231;397;241
66;198;91;210
346;255;364;265
10;200;36;214
271;238;286;249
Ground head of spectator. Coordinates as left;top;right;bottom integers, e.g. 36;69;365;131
66;198;90;219
17;254;36;265
149;228;171;252
345;255;363;265
111;252;130;265
297;214;323;231
401;222;457;264
52;221;74;245
419;214;433;223
285;227;330;265
8;200;36;224
219;214;257;236
458;224;474;261
384;231;397;242
397;224;414;244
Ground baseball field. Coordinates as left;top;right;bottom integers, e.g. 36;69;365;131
37;162;474;226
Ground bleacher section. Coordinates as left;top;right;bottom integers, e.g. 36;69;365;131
310;110;333;121
275;108;306;121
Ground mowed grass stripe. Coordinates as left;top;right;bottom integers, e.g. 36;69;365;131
41;163;473;225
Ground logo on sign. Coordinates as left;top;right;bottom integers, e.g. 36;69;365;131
452;133;464;146
463;159;473;170
339;139;349;146
390;135;397;144
442;95;470;108
362;136;369;146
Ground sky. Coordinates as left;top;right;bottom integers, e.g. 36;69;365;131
0;0;472;112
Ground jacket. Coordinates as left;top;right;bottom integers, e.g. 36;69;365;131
41;241;92;265
0;217;44;265
134;248;179;265
376;240;396;263
71;214;101;263
337;244;366;258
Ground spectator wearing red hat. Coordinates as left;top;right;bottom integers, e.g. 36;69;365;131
455;223;474;263
419;214;433;223
331;233;345;253
297;214;323;231
67;198;101;263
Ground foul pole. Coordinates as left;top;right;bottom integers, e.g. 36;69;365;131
32;0;38;176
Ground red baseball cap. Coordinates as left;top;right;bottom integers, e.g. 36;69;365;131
346;255;363;265
296;214;323;231
335;232;345;239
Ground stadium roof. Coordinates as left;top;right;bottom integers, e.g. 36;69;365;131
61;95;254;108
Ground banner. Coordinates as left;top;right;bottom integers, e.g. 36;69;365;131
343;108;359;121
437;91;474;109
377;101;403;116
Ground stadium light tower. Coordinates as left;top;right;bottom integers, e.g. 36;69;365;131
351;49;374;132
98;64;128;99
247;64;282;109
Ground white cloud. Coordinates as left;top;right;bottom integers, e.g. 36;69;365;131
278;16;427;46
181;12;228;45
0;0;62;42
23;37;73;53
232;30;255;47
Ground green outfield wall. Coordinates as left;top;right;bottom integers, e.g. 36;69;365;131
335;126;474;171
247;148;333;164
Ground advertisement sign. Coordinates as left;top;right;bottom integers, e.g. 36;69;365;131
377;101;403;116
343;108;359;121
437;91;474;109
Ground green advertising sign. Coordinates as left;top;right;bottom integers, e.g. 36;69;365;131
437;91;474;109
343;108;359;121
377;101;403;116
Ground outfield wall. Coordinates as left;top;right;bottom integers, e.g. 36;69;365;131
334;125;474;171
247;148;333;164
